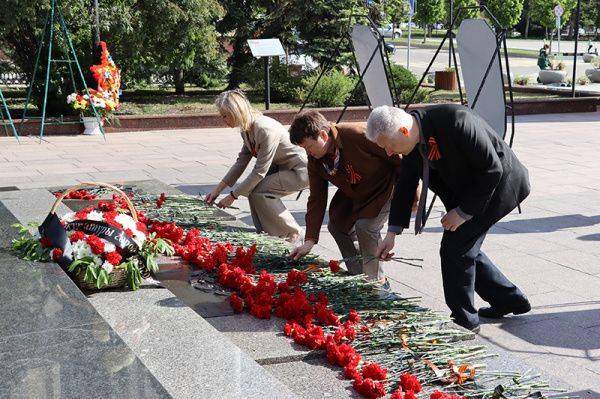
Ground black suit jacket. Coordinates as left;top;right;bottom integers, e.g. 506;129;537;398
389;104;531;231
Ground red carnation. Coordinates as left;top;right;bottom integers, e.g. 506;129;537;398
156;193;167;208
348;308;361;324
361;362;388;381
86;235;105;255
329;259;341;273
400;373;422;393
430;391;445;399
391;390;405;399
51;248;63;262
97;200;116;212
405;391;419;399
353;377;387;399
286;269;308;287
125;228;133;237
70;231;85;242
229;293;244;314
105;251;122;266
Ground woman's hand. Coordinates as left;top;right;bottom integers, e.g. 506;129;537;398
206;181;228;204
217;194;235;209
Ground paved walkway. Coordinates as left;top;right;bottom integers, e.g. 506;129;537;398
1;112;599;395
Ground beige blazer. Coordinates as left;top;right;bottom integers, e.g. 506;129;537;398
223;115;308;197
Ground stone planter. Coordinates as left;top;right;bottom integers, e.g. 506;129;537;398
582;53;595;63
585;68;600;83
434;70;458;91
82;116;104;135
538;70;567;84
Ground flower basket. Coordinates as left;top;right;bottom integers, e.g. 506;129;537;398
31;182;173;291
82;116;104;136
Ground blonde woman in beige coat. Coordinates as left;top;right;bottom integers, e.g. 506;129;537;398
206;90;308;242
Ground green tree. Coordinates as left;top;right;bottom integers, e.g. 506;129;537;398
134;0;224;94
449;0;480;28
217;0;364;89
530;0;577;33
485;0;525;28
415;0;446;42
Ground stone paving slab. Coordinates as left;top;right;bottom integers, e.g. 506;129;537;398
88;287;297;399
264;357;360;399
0;204;170;399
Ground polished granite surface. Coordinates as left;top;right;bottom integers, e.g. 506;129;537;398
0;202;171;398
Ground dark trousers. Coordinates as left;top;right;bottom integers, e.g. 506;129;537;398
439;217;526;328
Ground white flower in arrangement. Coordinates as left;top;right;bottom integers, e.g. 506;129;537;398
92;255;102;267
71;240;93;260
132;232;146;248
104;242;116;253
66;93;77;104
83;94;90;100
62;212;76;223
86;210;104;221
115;214;137;232
101;261;114;274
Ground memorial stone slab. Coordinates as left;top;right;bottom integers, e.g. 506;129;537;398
88;287;298;399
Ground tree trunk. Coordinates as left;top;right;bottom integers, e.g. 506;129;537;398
524;10;530;39
174;69;185;94
422;24;428;43
227;35;252;89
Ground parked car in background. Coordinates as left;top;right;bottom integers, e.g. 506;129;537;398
433;23;444;30
384;42;396;54
378;23;402;39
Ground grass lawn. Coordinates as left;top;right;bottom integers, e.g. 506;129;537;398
0;85;563;117
389;38;539;58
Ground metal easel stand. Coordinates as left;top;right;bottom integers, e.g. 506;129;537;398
402;5;520;222
295;11;399;201
19;0;105;142
0;87;20;142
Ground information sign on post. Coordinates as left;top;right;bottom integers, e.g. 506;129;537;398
554;5;564;56
247;39;285;110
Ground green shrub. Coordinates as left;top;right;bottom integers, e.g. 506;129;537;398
514;75;530;85
390;64;418;93
243;58;304;103
389;64;429;103
300;69;356;107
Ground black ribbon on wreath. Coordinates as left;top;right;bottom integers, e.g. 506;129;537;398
39;213;139;269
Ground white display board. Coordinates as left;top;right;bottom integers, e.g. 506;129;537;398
350;24;394;108
457;19;506;139
247;39;285;58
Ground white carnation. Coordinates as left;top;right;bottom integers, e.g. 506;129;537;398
62;212;76;223
104;242;116;253
115;214;136;231
101;261;114;274
66;93;77;104
71;240;93;260
86;210;104;221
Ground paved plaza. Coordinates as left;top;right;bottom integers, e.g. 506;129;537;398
1;111;599;394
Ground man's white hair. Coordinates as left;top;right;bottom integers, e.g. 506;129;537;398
366;105;413;142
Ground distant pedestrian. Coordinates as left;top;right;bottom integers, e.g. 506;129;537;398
537;44;551;70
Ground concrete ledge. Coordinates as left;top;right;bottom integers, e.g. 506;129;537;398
13;97;599;136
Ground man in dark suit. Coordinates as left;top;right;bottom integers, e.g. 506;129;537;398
366;104;531;332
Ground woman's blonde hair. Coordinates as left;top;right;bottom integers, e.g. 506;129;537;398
214;89;260;132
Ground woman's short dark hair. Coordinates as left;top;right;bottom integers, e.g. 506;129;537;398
289;110;330;145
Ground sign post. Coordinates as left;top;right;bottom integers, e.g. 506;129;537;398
247;38;285;110
554;5;563;56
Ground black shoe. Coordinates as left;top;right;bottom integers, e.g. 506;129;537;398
453;319;480;333
478;299;531;319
